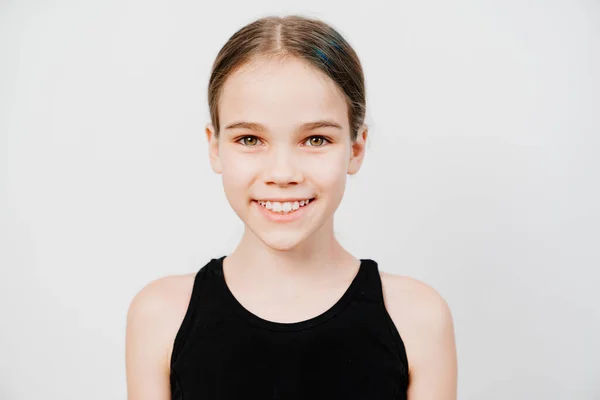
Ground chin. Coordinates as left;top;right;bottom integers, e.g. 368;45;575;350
256;231;310;252
236;198;332;250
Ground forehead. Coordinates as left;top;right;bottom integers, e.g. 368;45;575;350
218;56;348;130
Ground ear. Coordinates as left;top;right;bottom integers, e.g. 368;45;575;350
347;125;368;175
205;123;222;174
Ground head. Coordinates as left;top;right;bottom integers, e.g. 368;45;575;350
206;15;368;252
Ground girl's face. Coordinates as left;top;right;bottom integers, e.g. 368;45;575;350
206;56;367;251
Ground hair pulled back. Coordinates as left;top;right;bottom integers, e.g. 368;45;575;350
208;15;366;142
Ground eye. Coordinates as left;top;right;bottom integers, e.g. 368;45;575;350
237;135;262;146
304;136;331;147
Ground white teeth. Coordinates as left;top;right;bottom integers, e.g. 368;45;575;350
256;198;313;214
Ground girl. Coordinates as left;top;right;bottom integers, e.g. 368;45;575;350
126;14;457;400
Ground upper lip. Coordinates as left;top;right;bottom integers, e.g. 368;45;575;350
254;197;314;202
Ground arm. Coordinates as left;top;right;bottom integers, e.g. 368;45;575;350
405;284;458;400
125;278;174;400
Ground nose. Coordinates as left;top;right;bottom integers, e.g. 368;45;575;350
263;147;302;185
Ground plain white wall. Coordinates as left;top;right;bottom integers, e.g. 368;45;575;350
1;0;599;398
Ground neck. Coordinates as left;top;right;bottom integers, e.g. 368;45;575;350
224;216;359;291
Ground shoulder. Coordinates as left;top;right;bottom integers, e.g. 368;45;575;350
380;271;453;327
379;272;456;378
126;272;197;371
128;272;196;313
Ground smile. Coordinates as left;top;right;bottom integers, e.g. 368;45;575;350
256;198;313;214
252;198;316;222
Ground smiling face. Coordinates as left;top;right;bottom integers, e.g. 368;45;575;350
206;55;367;251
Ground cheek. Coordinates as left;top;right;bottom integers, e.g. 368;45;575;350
306;154;348;192
220;154;258;199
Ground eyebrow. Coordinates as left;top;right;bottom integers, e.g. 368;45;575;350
224;120;343;133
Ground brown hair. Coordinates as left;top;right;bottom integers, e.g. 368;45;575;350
208;15;366;142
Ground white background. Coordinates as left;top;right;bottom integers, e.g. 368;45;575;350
1;0;599;399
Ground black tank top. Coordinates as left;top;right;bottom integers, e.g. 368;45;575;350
170;256;409;399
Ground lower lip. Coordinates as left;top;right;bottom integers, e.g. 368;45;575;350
253;199;315;223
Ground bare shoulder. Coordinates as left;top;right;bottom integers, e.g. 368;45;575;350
125;272;196;398
127;272;197;365
380;271;456;390
380;271;453;323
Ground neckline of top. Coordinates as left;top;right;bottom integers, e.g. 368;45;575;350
214;255;372;332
